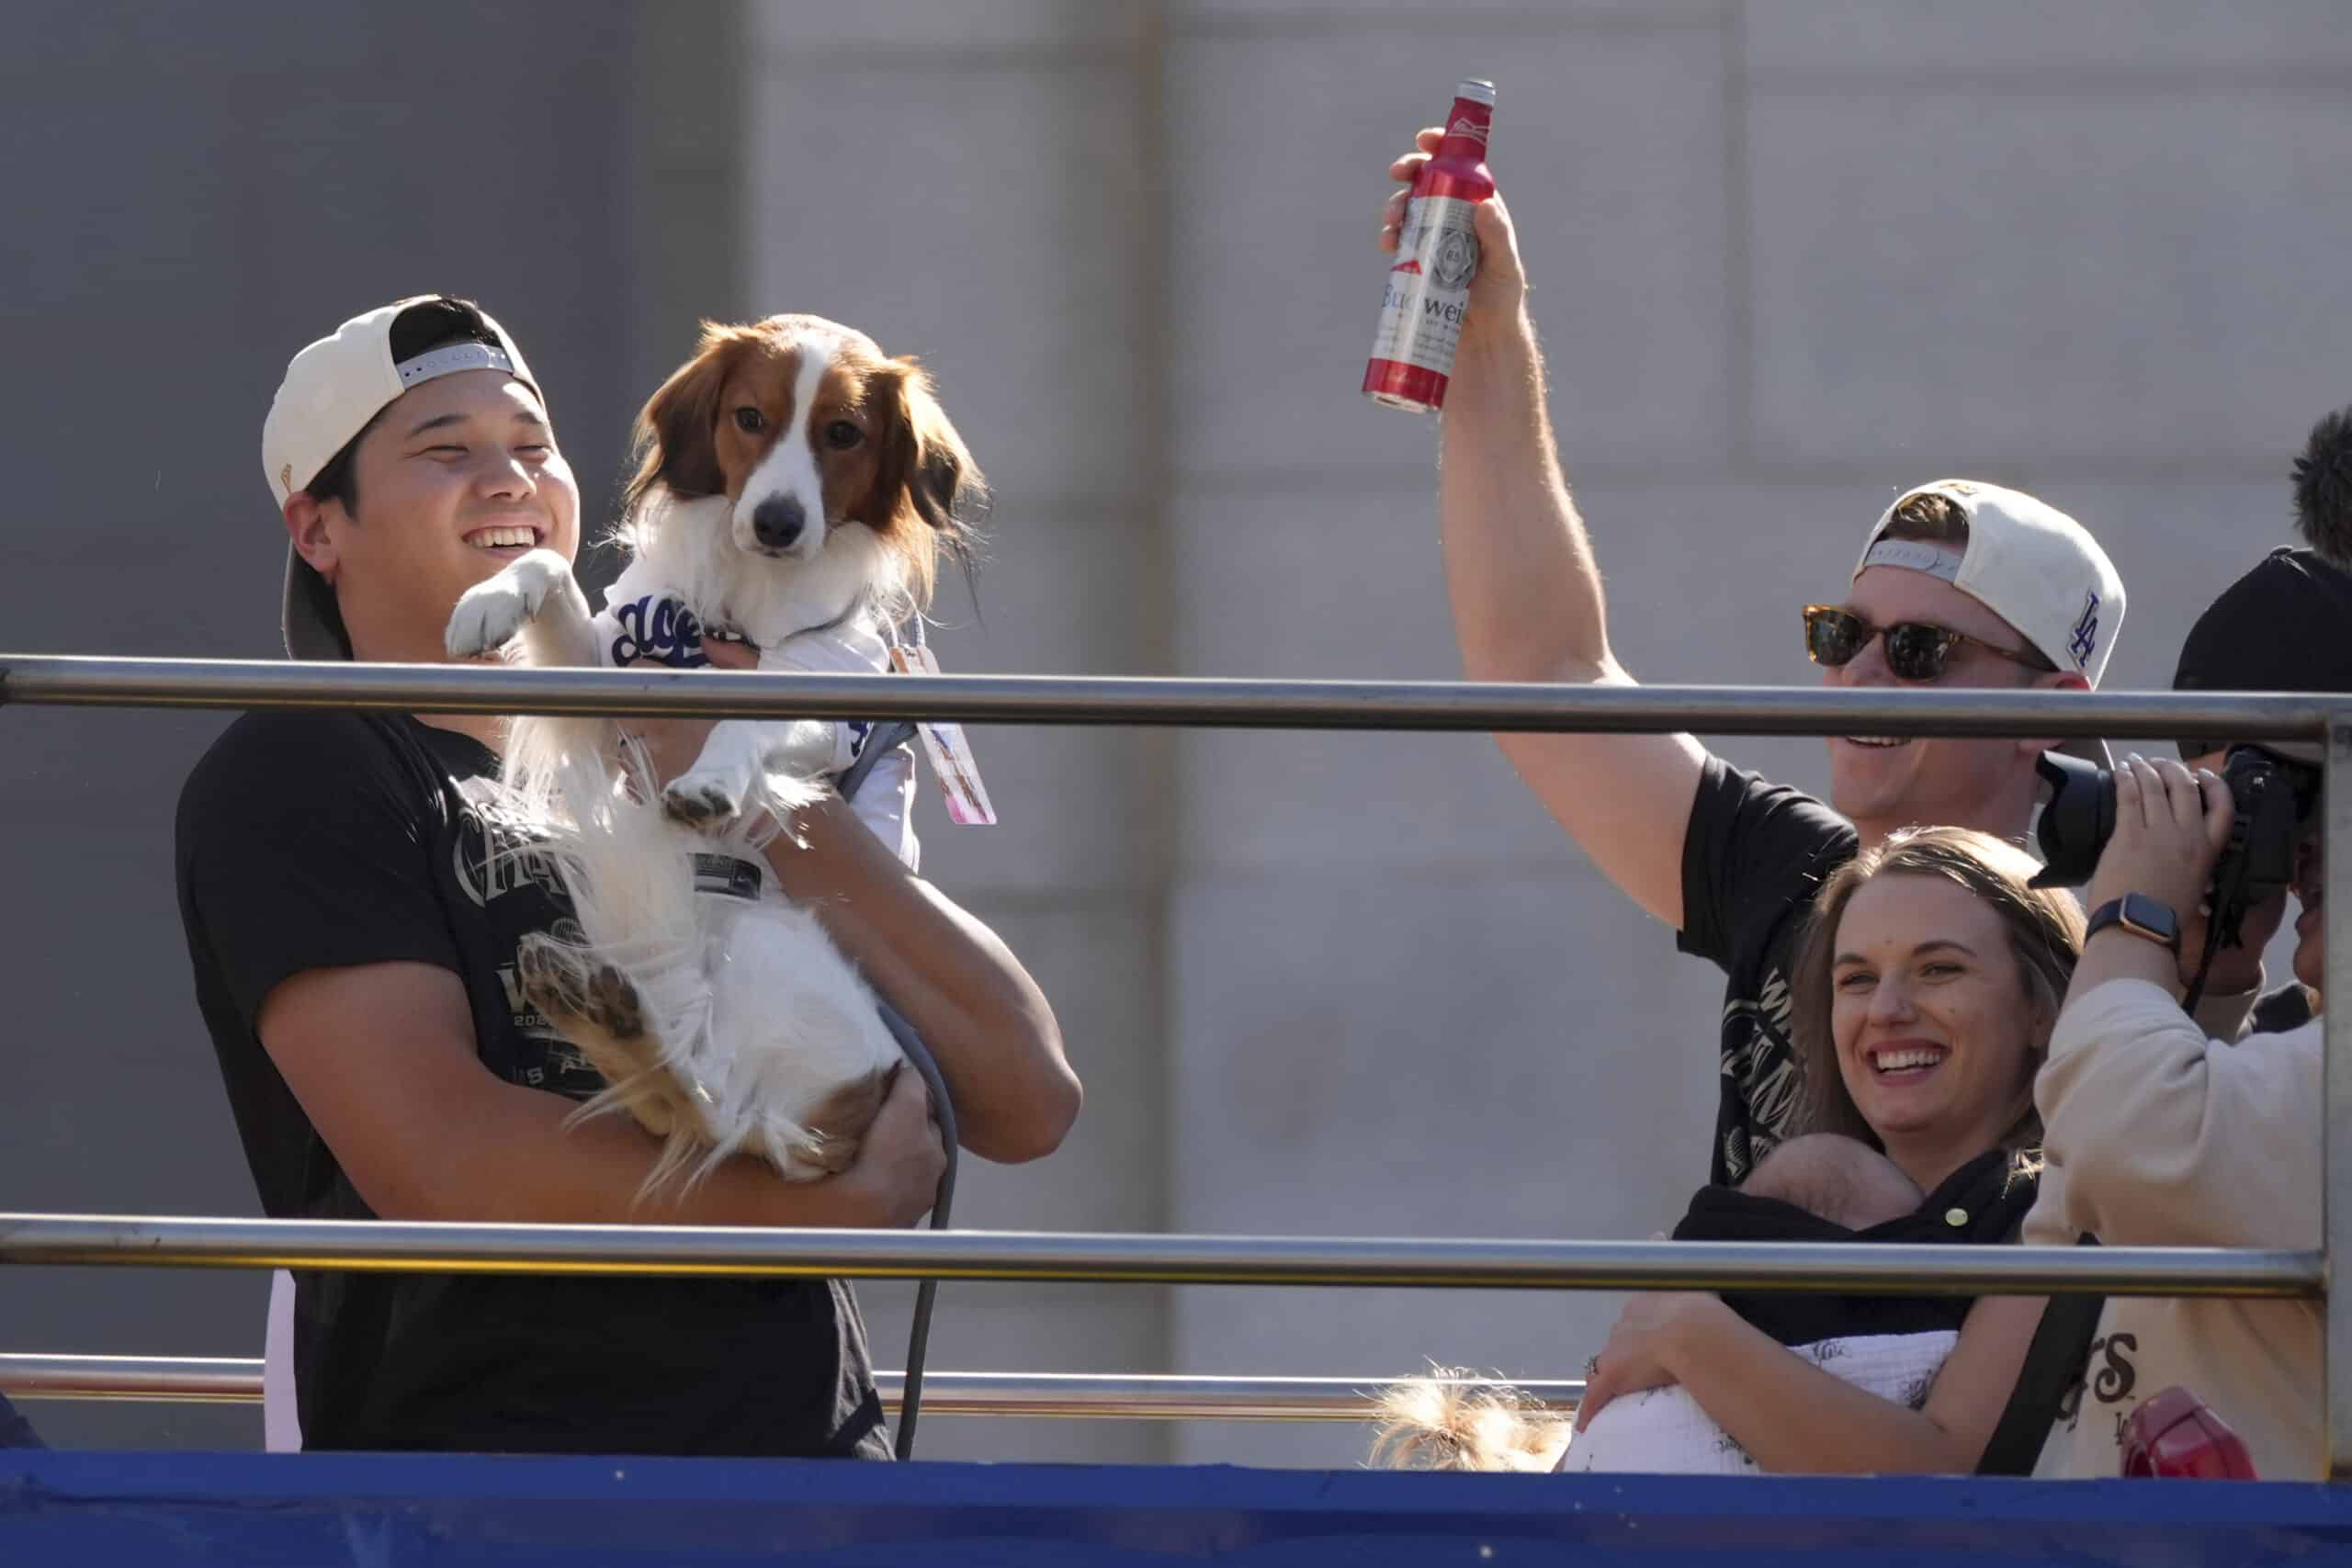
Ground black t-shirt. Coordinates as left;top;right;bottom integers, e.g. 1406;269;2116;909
2250;980;2316;1037
174;710;888;1458
1677;756;1861;1187
1672;1148;2039;1346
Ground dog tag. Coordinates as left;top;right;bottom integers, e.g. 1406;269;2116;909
888;643;996;826
691;852;764;901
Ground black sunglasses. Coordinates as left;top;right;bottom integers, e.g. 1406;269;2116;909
1802;604;2054;683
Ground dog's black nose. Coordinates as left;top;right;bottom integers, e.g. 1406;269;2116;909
751;496;807;550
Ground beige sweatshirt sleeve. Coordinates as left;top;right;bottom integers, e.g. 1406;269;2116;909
2190;973;2261;1044
2036;977;2321;1251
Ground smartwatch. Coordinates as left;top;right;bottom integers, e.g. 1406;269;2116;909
2086;893;2183;958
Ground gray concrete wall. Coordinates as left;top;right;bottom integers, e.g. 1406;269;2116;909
6;0;2346;1472
737;2;1181;1464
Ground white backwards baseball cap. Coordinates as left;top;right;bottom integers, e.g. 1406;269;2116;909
262;295;539;660
1851;478;2126;769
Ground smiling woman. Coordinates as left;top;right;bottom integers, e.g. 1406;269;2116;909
1543;829;2092;1477
1377;827;2090;1479
1790;827;2086;1193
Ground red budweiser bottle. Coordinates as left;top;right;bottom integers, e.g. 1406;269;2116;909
1364;78;1497;412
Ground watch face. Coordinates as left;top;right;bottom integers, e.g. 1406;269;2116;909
2108;893;2182;953
2123;894;2179;940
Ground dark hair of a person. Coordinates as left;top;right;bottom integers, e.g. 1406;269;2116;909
298;297;506;516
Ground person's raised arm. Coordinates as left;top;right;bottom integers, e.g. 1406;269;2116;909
259;959;945;1228
1385;130;1707;927
1577;1289;2047;1474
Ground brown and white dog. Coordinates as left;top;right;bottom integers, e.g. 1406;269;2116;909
445;314;984;1190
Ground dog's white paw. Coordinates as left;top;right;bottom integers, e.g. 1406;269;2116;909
446;548;571;659
662;765;750;829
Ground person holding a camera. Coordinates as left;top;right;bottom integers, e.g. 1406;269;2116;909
2022;414;2352;1479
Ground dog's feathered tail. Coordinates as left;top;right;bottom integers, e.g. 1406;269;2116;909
492;728;843;1197
503;714;616;833
489;727;733;1194
1368;1367;1575;1473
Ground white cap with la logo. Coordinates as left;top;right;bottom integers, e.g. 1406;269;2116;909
261;295;538;659
1851;478;2128;769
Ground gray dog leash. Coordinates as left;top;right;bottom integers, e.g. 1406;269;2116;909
834;719;955;1461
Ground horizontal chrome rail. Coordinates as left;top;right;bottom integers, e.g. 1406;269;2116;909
886;1371;1585;1422
1;1355;262;1404
0;1356;1582;1422
0;655;2339;739
0;1215;2313;1297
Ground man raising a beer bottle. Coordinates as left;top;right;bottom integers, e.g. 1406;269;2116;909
1376;131;2132;1187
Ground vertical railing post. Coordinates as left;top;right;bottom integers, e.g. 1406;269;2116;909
2327;716;2352;1479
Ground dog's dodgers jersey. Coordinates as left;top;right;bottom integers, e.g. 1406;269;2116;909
175;708;891;1458
594;563;920;871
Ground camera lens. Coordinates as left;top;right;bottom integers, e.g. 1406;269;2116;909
2030;750;2116;888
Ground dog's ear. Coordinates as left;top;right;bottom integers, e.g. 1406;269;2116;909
909;367;987;536
873;357;987;535
862;356;987;612
623;323;738;515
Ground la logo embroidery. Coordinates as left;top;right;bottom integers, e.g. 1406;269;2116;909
2068;591;2101;670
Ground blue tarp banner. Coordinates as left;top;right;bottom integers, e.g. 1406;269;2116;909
6;1449;2351;1564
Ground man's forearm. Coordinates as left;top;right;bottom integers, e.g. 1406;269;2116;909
764;795;1079;1164
259;961;899;1232
1438;303;1612;682
1424;295;1709;929
406;1075;880;1229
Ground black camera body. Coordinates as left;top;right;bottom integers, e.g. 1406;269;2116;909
2032;745;2319;953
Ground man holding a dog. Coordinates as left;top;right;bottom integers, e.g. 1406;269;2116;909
176;295;1078;1457
1378;134;2132;1187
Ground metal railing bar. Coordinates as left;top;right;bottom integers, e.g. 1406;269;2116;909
0;1358;1584;1422
0;1215;2314;1297
0;655;2340;739
884;1371;1584;1422
0;1355;262;1404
